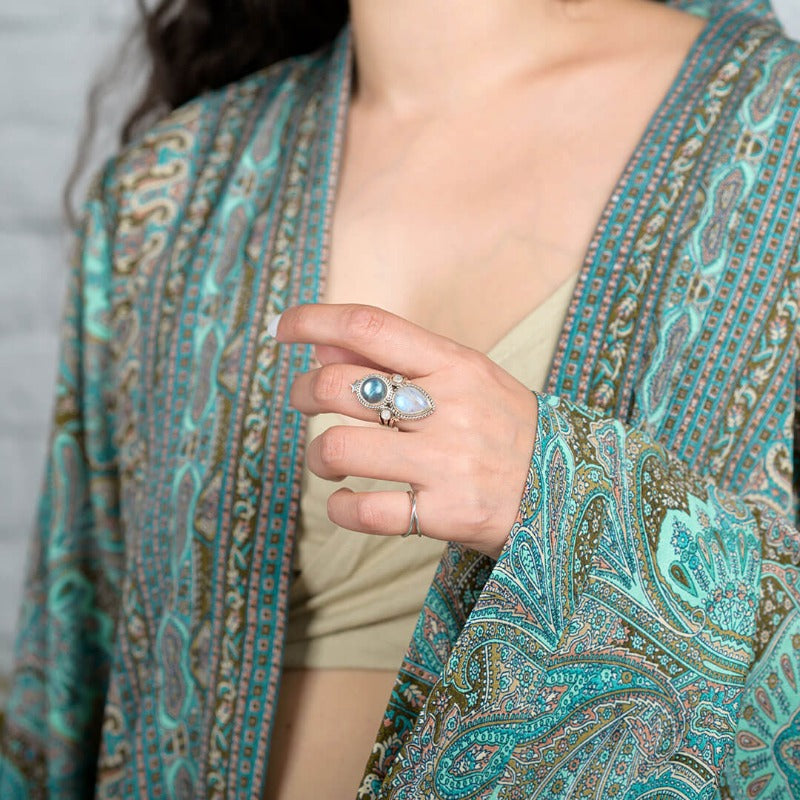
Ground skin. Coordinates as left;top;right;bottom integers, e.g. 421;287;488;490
264;1;708;797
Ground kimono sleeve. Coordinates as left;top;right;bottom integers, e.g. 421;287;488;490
366;392;800;799
0;174;125;799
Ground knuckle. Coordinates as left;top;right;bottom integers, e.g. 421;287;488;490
354;495;383;531
313;365;343;403
318;428;346;469
442;338;463;363
463;492;493;530
344;305;385;342
460;458;491;503
463;450;482;478
288;303;312;337
462;347;494;378
476;499;495;531
449;402;476;432
327;491;343;521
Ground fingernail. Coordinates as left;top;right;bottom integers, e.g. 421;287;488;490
266;312;282;338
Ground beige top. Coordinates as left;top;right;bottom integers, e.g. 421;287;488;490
284;273;578;669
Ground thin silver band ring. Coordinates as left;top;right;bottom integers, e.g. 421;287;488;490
402;488;422;538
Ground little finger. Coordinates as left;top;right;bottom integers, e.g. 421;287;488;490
327;488;428;538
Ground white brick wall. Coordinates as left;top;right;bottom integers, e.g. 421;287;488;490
0;1;136;678
0;3;799;687
776;0;800;35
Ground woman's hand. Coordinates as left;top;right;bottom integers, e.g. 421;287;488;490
272;303;539;560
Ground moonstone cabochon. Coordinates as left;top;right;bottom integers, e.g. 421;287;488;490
393;385;433;416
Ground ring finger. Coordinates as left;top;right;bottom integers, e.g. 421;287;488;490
306;424;422;482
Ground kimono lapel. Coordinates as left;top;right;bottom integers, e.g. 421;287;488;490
193;29;353;797
546;5;736;416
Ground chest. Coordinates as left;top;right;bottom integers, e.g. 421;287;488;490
320;61;687;354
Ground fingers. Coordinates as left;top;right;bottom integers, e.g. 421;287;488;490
306;425;419;482
273;303;459;376
327;488;423;538
291;363;373;422
326;482;497;556
291;363;435;428
313;343;386;370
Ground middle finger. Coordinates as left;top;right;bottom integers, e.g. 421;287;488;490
291;363;436;426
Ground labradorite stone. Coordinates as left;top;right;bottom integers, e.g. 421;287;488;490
360;376;388;404
393;385;431;415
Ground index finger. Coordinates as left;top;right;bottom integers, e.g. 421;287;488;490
269;303;460;376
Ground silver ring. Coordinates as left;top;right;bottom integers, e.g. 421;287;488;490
350;372;435;428
402;488;422;538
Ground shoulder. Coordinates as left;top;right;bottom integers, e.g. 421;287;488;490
689;20;800;296
690;16;800;205
92;45;334;254
727;15;800;115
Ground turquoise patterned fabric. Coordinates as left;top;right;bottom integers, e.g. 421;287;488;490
2;0;800;797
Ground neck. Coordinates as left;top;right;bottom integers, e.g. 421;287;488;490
348;0;601;114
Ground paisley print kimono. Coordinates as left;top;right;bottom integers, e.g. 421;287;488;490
3;0;800;797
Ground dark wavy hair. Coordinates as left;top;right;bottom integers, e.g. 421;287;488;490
124;0;348;140
66;0;348;223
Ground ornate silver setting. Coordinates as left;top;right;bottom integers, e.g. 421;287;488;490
350;372;436;428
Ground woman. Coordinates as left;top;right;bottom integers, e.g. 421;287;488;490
2;0;800;797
